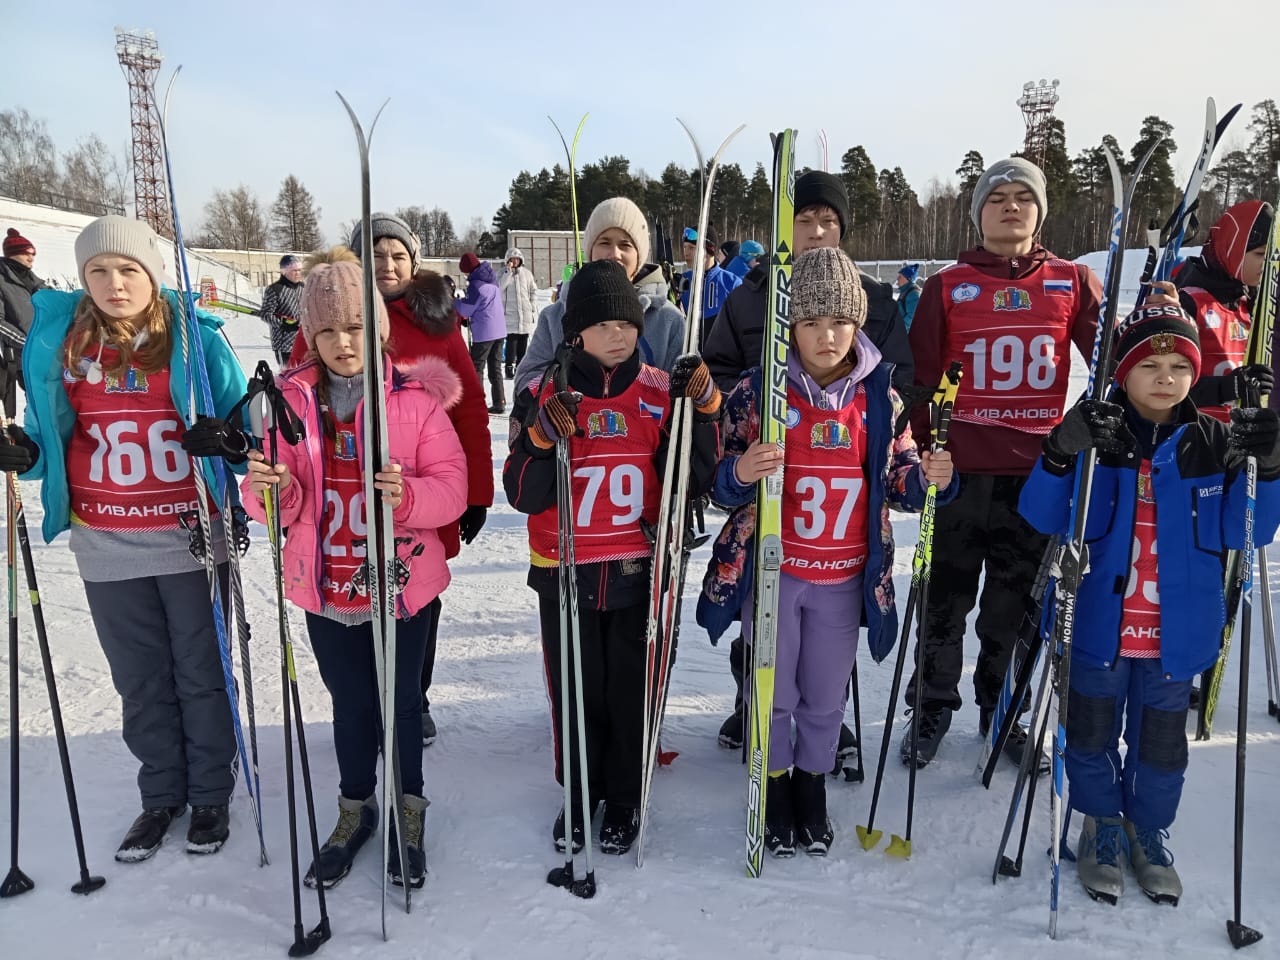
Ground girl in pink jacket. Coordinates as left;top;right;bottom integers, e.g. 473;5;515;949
240;248;467;890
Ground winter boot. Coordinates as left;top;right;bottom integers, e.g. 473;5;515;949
831;722;860;780
599;804;641;855
792;769;834;855
305;794;378;889
718;708;744;750
115;805;187;863
505;363;515;379
421;707;437;747
764;771;795;858
1124;820;1182;906
553;799;599;854
186;805;230;855
1077;814;1127;904
899;706;952;767
388;794;429;889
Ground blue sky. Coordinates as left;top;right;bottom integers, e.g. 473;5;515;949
7;0;1277;247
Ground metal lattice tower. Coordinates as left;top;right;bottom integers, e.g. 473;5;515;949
114;28;171;238
1017;78;1060;170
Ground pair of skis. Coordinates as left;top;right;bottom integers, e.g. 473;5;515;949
635;120;744;867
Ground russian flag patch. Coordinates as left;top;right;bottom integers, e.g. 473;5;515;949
639;398;665;421
1043;278;1073;297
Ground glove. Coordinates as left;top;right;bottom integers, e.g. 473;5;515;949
458;505;487;545
181;416;251;465
528;390;582;450
0;424;38;473
669;353;721;415
1043;399;1125;464
1231;364;1274;402
1226;406;1280;470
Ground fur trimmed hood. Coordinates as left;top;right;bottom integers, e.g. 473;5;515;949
394;353;463;411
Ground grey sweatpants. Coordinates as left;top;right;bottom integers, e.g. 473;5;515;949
84;569;237;808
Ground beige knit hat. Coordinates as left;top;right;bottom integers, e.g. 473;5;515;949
74;215;167;292
790;247;867;326
300;248;390;349
583;197;650;276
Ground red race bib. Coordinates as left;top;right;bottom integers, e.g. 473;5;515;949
1119;460;1161;658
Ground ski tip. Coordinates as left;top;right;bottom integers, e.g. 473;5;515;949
886;835;912;859
855;825;882;851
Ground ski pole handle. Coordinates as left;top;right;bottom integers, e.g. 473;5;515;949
930;361;964;454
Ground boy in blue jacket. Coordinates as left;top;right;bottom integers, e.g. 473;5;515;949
1019;304;1280;907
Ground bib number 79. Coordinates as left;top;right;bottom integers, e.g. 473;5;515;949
573;464;644;527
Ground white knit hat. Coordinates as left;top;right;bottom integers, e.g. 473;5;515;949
74;215;167;292
583;197;650;276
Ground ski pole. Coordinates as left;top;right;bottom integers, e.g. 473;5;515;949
992;652;1054;881
0;457;32;899
1259;547;1279;720
845;658;865;783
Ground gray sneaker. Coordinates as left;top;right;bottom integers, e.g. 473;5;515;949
1123;819;1181;906
1077;814;1127;904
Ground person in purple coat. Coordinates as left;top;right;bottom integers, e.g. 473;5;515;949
458;251;507;413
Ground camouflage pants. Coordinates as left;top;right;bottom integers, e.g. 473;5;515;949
905;473;1050;714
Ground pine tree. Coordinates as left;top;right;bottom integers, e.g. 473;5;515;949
269;175;322;251
840;146;880;259
1246;99;1280;199
1128;116;1178;246
955;149;985;251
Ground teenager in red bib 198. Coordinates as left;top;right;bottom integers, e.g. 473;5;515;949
0;215;247;863
236;248;468;890
698;247;956;857
905;157;1104;766
1019;304;1280;906
1175;200;1275;422
503;259;720;858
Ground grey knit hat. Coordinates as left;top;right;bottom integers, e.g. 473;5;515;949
348;211;420;267
790;247;867;327
74;215;167;292
970;158;1048;236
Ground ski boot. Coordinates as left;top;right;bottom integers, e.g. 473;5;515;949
186;805;230;855
553;799;599;854
899;706;952;767
1124;820;1181;906
305;794;378;889
422;707;438;747
1077;814;1127;904
792;769;834;856
718;707;744;750
115;805;187;863
388;794;429;889
599;804;641;855
764;771;795;858
831;722;862;781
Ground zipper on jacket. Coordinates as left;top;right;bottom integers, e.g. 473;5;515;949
602;367;615;398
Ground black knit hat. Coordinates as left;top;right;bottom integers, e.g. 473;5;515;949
563;259;645;342
795;171;850;238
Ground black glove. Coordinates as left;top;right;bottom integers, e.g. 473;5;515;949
458;505;487;545
1226;406;1280;471
0;424;38;473
1043;399;1125;463
669;353;719;414
1232;364;1274;402
181;416;251;465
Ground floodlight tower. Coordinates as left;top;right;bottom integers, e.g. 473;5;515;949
114;28;171;238
1017;78;1060;170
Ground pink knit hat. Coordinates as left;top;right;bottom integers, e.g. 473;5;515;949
300;257;390;350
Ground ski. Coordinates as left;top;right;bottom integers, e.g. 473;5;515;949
635;120;745;867
1200;169;1280;739
336;92;411;935
746;128;795;879
153;68;267;866
549;114;588;268
1047;135;1164;940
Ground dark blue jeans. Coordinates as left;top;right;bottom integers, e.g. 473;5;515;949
306;608;431;800
1065;656;1193;830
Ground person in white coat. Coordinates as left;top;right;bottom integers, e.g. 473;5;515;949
500;247;538;378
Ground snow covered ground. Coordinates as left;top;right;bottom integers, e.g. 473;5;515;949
3;259;1280;960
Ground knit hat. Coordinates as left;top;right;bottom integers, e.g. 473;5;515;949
504;247;524;264
970;158;1048;236
74;215;166;291
583;197;651;276
299;249;390;350
898;263;920;284
720;240;740;261
3;228;34;258
1205;200;1273;282
459;251;480;274
280;254;302;269
1112;303;1202;387
795;171;851;238
562;259;644;342
348;212;420;267
790;247;867;326
739;240;765;261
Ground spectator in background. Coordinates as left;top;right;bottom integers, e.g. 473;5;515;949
896;262;922;331
680;225;741;349
0;227;44;414
260;254;304;366
722;240;761;279
500;247;538;379
457;252;507;414
718;240;739;269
